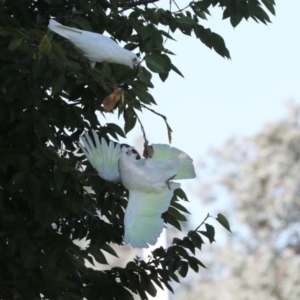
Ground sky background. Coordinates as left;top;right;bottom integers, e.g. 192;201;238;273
98;1;300;298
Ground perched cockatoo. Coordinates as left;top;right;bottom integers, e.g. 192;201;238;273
48;19;140;69
79;130;196;248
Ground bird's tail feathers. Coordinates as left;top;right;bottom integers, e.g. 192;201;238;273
48;19;82;39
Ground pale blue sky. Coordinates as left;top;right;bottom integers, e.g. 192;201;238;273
101;1;300;228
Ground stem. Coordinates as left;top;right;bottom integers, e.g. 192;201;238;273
119;0;160;12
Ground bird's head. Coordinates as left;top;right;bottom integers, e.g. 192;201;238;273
120;146;137;162
132;56;140;69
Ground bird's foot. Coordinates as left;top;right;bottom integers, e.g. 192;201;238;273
166;174;176;190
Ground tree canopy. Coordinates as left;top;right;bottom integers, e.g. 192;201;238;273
0;0;275;299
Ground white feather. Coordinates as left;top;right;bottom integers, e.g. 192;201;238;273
124;182;180;248
79;130;121;182
48;19;139;69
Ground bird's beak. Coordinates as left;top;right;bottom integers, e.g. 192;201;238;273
126;147;133;156
133;59;140;69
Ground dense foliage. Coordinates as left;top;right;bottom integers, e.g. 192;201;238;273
0;0;275;299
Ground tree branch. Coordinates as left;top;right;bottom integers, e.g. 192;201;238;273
119;0;160;12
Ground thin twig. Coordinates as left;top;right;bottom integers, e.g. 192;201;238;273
119;0;159;12
135;112;148;144
172;0;195;14
138;101;167;121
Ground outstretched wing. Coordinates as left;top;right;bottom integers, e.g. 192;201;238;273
150;144;196;180
79;130;121;182
124;182;180;248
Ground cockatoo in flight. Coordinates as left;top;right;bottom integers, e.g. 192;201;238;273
48;19;140;69
79;130;196;248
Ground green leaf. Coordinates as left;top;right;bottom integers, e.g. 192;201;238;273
176;16;197;28
131;86;155;104
230;14;243;27
106;123;126;138
101;243;119;258
124;115;137;134
170;63;184;78
88;246;108;264
174;188;188;201
181;237;195;254
167;206;187;222
71;16;93;31
189;231;204;249
145;55;166;73
52;74;67;96
199;223;215;243
141;276;157;298
39;34;52;54
164;213;181;231
138;66;153;85
261;0;276;15
8;36;23;51
159;29;176;41
216;213;232;233
173;245;189;259
178;261;189;278
165;120;172;143
51;40;66;60
54;165;64;191
187;256;199;272
171;201;190;214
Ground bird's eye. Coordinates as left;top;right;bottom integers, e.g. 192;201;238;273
132;57;137;62
126;151;131;156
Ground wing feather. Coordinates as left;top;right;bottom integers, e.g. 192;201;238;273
124;182;180;248
79;130;121;182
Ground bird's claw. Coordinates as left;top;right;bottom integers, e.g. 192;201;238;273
166;174;176;190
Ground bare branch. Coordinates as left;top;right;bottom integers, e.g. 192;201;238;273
119;0;160;12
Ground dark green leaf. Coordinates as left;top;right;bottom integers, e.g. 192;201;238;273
101;243;119;258
138;66;153;85
107;123;126;138
189;231;204;249
88;246;108;264
230;14;243;27
164;213;181;231
261;0;276;15
124;114;137;134
71;16;93;31
52;74;67;96
167;206;187;222
171;201;190;214
145;55;166;73
8;36;23;51
199;223;216;243
216;213;232;233
54;165;64;191
178;261;189;278
174;188;188;201
141;276;157;297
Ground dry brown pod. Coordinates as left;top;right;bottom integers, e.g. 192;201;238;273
103;87;122;112
143;144;154;159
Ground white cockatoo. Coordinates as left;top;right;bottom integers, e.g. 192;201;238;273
48;19;140;69
79;130;196;248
